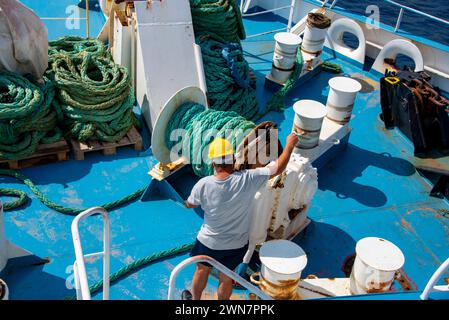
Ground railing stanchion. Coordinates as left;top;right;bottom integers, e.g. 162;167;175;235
394;7;404;32
168;255;273;300
86;0;90;38
287;0;297;32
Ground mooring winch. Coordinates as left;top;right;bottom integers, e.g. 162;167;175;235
148;86;318;270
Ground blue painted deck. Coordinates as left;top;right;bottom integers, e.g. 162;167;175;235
1;1;448;300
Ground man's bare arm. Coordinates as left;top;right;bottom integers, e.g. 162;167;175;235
269;133;298;179
185;201;198;209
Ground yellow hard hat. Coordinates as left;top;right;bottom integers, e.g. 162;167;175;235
208;138;234;160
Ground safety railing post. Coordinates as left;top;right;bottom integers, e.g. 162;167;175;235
420;258;449;300
168;255;272;300
71;207;110;300
86;0;90;38
287;0;297;31
329;0;338;9
394;7;404;32
243;1;299;38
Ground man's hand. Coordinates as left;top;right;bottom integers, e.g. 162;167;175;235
285;132;299;150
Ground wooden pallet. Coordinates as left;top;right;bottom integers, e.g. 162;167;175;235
71;127;143;160
0;138;69;170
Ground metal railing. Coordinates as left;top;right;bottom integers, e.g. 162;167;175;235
420;258;449;300
167;255;273;300
319;0;449;32
240;0;298;39
71;207;110;300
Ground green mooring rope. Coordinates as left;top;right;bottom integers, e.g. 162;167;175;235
0;169;146;215
0;71;62;160
197;33;258;120
263;48;304;114
190;0;245;43
47;37;139;142
166;102;255;177
0;168;194;301
322;61;342;74
0;11;341;301
49;36;109;61
65;242;195;300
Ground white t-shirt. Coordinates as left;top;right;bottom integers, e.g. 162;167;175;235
187;167;271;250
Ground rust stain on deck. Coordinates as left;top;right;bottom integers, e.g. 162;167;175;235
400;218;414;232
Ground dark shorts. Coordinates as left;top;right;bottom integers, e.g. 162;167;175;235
190;239;248;271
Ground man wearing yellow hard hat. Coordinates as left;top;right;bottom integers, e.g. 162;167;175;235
183;133;299;300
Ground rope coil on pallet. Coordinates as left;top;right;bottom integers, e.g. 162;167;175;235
0;72;62;160
48;38;139;142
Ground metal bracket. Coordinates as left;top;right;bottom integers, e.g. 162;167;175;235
148;157;187;181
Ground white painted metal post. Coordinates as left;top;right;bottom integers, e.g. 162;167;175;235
86;0;90;38
287;0;297;31
71;207;110;300
168;255;273;300
73;261;82;300
242;0;253;13
394;8;404;32
240;0;245;12
330;0;338;9
420;258;449;300
103;216;110;300
0;201;7;272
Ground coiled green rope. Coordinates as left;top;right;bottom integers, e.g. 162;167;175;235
49;36;109;61
197;33;258;120
0;71;62;160
48;37;138;142
166;102;255;177
190;0;245;43
0;169;145;215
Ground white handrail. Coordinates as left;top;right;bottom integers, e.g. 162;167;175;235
167;255;273;300
243;5;292;17
420;258;449;300
321;0;449;30
320;0;330;8
329;0;338;9
385;0;449;26
246;27;288;39
71;207;110;300
243;0;297;39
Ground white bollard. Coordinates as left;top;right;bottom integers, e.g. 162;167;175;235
270;32;302;84
326;77;362;124
250;240;307;300
301;12;331;54
350;237;405;295
292;100;327;149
